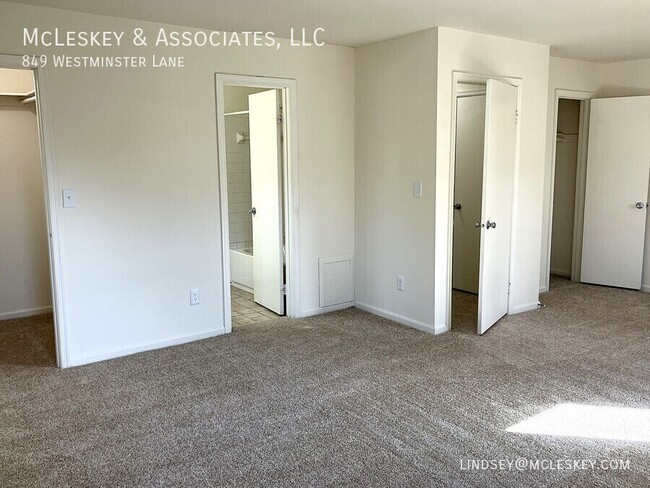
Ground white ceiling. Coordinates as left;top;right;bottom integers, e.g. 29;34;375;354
9;0;650;62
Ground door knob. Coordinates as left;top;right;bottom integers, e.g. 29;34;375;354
486;221;497;229
475;221;484;228
636;202;647;209
248;207;257;216
454;202;462;210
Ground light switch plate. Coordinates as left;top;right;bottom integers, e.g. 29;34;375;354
62;189;76;208
413;181;423;198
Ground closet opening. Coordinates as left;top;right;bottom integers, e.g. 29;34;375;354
547;96;590;290
0;67;55;365
451;83;486;334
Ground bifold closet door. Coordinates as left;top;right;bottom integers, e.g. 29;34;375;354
249;89;285;315
581;96;650;290
477;79;518;335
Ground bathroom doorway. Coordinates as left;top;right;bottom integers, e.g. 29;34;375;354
215;75;299;332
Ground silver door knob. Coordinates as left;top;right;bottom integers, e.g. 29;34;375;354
486;221;497;229
248;207;257;216
475;221;484;228
636;202;646;209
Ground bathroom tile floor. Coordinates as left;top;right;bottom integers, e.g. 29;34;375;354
231;286;282;327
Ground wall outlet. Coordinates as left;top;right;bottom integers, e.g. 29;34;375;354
397;275;405;291
190;288;200;306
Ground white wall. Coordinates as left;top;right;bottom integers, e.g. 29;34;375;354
0;96;52;319
550;99;580;277
355;29;438;332
0;68;33;94
225;114;253;250
435;28;550;327
0;1;355;365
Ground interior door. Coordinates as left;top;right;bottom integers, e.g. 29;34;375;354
249;89;285;315
453;94;486;294
477;79;518;334
581;96;650;289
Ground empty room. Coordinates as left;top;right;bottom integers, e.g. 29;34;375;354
0;1;648;486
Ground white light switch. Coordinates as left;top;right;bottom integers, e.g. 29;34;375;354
62;189;77;208
413;181;423;198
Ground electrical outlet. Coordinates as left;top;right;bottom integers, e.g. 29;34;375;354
190;288;200;305
397;275;405;291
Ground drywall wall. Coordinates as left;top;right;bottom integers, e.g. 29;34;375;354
550;99;580;277
0;96;52;319
225;114;253;250
435;27;550;328
0;1;355;365
0;67;33;94
355;29;437;331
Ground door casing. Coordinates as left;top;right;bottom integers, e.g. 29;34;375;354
444;71;523;333
215;74;300;333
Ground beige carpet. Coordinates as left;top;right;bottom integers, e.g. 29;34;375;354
0;279;648;487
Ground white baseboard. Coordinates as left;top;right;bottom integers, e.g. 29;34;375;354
296;302;355;318
0;306;52;321
550;268;571;277
67;327;226;368
641;284;650;293
509;302;539;314
434;323;450;334
355;301;435;335
231;282;253;294
539;285;549;294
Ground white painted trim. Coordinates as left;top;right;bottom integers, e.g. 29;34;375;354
641;284;650;293
539;285;549;294
0;306;53;321
231;282;254;294
435;324;450;334
542;89;595;292
215;74;300;334
297;302;355;318
355;302;436;334
0;54;69;367
509;302;539;314
67;328;226;367
443;71;523;332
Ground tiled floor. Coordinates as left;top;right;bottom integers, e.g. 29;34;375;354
231;286;282;327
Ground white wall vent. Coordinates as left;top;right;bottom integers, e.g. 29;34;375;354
319;255;354;308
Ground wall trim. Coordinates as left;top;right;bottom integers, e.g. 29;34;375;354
67;328;226;367
641;284;650;293
0;306;52;321
297;302;355;318
509;302;539;314
355;301;436;334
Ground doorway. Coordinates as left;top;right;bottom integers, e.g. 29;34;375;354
543;91;593;291
0;58;65;366
448;76;519;335
215;74;299;333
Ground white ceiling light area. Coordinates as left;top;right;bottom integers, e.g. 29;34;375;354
9;0;650;62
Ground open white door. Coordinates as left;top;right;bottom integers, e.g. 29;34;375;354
581;96;650;290
249;89;285;315
453;94;486;294
477;79;518;334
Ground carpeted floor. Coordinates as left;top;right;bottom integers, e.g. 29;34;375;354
1;279;648;487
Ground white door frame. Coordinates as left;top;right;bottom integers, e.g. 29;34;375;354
215;73;300;333
541;89;594;292
445;71;523;332
0;54;69;367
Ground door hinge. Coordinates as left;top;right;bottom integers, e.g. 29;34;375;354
507;282;512;295
515;109;519;125
282;284;287;295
